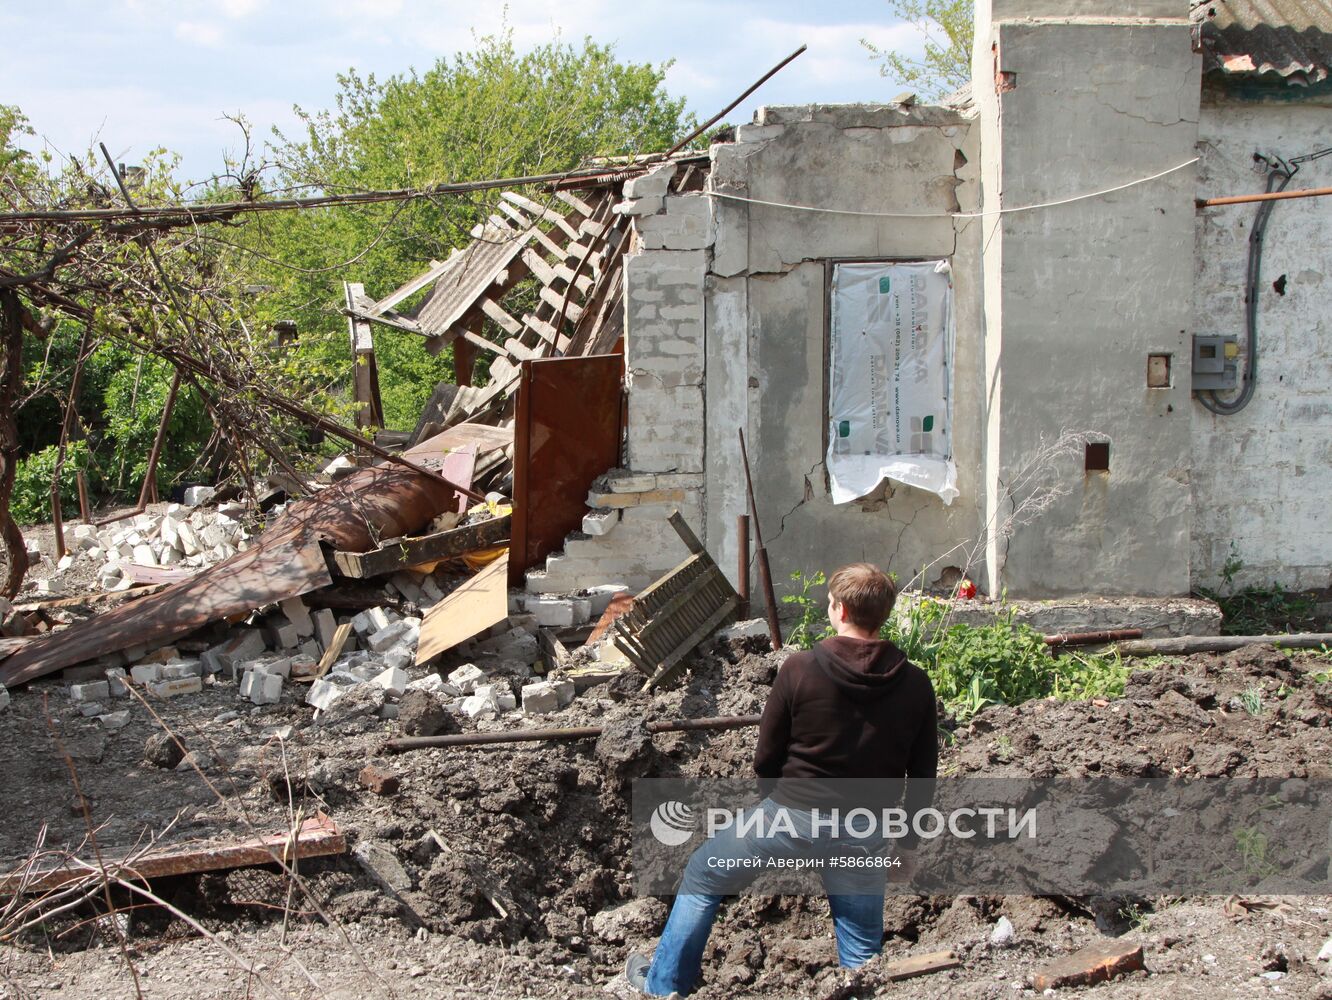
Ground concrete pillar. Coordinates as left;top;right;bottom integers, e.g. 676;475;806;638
975;0;1201;596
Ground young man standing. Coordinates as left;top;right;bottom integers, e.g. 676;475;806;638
627;562;938;996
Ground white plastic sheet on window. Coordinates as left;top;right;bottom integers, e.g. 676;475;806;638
827;260;958;505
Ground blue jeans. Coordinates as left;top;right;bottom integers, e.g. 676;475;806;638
644;798;886;996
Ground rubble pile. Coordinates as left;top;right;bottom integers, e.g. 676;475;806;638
30;497;254;596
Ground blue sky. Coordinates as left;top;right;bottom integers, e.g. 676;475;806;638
0;0;920;182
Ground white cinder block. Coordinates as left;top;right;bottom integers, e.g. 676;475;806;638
521;681;560;715
71;681;110;704
446;663;486;695
148;677;202;698
372;666;408;698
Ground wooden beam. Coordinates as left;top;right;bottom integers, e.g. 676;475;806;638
553;189;596;216
501;192;581;242
522;314;571;353
0;814;345;895
368;254;457;316
314;622;352;679
530;226;568;262
538;286;584;322
344;282;385;430
479;297;523;336
332;514;512;579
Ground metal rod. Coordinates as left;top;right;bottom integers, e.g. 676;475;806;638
76;471;90;522
50;486;65;561
1044;628;1142;647
384;713;762;754
664;45;807;156
137;368;181;509
736;513;750;617
0;156;709;227
1199;184;1332;208
738;429;783;651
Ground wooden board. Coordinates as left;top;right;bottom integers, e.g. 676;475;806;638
416;552;509;664
332;514;511;579
0;813;345;895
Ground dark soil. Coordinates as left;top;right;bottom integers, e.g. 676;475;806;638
0;636;1330;998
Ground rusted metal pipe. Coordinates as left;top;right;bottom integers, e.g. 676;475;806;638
383;713;762;754
50;486;65;561
739;429;783;651
1198;185;1332;208
1044;628;1143;648
137;368;181;509
76;471;90;522
664;45;807;156
736;513;750;618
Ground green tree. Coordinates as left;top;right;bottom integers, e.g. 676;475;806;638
245;31;693;430
864;0;974;100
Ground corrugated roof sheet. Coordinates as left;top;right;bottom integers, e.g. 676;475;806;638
1191;0;1332;84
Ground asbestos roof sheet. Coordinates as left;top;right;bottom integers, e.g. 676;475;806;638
1191;0;1332;84
409;222;534;338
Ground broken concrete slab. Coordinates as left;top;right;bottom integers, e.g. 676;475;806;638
98;710;131;730
446;663;486;695
521;681;560;715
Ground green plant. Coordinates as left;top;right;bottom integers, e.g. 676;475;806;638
884;597;1128;721
862;0;973;100
993;734;1013;762
11;441;93;525
782;570;833;650
1233;826;1279;880
1118;901;1152;933
1238;687;1265;715
1197;547;1317;635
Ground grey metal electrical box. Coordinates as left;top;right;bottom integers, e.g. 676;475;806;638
1192;334;1239;391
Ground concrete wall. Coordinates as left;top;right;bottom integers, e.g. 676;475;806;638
975;0;1201;597
704;105;986;598
1191;90;1332;591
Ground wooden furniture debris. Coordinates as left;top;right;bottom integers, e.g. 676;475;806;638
384;712;761;754
416;551;510;664
610;512;740;691
0;813;345;895
333;514;511;579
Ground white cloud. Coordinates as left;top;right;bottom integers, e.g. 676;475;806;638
174;20;225;47
218;0;265;18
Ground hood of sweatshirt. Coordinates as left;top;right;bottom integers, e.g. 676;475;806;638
811;635;910;699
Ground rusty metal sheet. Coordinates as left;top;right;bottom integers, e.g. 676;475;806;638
510;354;623;585
0;430;463;687
0;812;345;895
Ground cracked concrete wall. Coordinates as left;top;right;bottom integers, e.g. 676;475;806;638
1192;92;1332;591
704;105;986;599
976;2;1201;597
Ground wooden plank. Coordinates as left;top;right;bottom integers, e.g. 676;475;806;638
553;189;596;216
416;552;510;664
530;226;568;262
522;315;571;353
881;950;963;983
368;254;457;316
479;296;524;336
0;813;346;895
415;421;512;455
503;338;538;361
313;622;352;679
550;262;593;295
521;248;560;287
577;216;608;238
333;514;512;579
539;286;584;323
496;200;535;231
501;192;580;241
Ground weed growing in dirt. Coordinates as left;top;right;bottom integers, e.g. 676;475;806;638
1233;826;1279;880
1196;547;1317;635
1118;901;1153;933
781;577;1128;721
782;570;835;649
1238;687;1265;715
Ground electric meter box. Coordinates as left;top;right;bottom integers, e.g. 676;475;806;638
1192;334;1239;391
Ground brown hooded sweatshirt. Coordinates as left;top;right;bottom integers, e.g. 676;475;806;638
754;635;938;797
